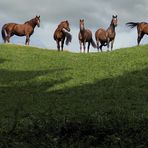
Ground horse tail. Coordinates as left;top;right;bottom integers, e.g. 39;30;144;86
1;24;7;42
126;22;139;29
65;32;72;45
91;38;97;48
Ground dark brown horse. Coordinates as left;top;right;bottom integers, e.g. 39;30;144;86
95;15;118;52
79;19;96;53
126;22;148;46
1;16;40;45
53;20;72;51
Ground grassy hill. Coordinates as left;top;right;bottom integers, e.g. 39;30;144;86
0;44;148;147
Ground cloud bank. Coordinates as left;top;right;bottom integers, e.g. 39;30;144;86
0;0;148;52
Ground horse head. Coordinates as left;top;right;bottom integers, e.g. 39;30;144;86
112;15;118;27
35;15;40;27
79;19;85;31
61;20;70;32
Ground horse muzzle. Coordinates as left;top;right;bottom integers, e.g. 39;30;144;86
37;23;40;27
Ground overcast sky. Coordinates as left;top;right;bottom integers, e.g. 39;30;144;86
0;0;148;52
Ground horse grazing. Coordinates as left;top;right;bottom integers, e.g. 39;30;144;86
78;19;96;53
53;20;72;51
126;22;148;46
1;16;40;45
95;15;118;52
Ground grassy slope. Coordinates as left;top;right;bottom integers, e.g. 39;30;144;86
0;44;148;147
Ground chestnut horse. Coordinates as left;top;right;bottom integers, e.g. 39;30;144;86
126;22;148;46
79;19;96;53
53;20;72;51
1;16;40;45
95;15;118;52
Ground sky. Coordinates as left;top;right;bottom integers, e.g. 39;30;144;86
0;0;148;52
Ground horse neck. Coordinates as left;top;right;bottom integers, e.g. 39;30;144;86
108;23;116;32
57;23;64;32
26;19;37;28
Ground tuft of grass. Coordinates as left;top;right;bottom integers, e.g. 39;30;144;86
0;44;148;147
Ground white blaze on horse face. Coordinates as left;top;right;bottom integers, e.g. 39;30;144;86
80;23;84;31
113;18;118;26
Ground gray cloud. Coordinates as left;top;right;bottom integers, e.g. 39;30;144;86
0;0;148;51
1;0;148;25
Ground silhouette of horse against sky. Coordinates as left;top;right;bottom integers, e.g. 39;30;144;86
53;20;72;51
1;16;40;45
126;22;148;46
78;19;96;53
95;15;118;52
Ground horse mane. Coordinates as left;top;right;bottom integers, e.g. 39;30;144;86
58;21;69;29
24;18;35;24
57;21;67;29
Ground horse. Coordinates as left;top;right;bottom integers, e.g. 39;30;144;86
1;16;40;45
53;20;72;51
126;22;148;46
78;19;96;53
95;15;118;52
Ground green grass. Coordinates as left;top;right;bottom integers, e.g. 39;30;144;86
0;44;148;147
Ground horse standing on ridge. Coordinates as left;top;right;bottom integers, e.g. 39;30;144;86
126;22;148;46
53;20;72;51
78;19;96;53
1;16;40;45
95;15;118;52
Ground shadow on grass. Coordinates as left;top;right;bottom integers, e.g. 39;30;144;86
0;68;70;83
0;68;148;147
0;58;6;64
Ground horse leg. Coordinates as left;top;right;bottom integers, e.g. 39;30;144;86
25;35;30;45
107;38;110;51
83;41;86;53
87;42;90;53
79;41;82;53
96;40;100;52
6;32;11;43
57;40;60;51
61;38;65;51
99;44;103;52
111;39;114;51
137;32;144;46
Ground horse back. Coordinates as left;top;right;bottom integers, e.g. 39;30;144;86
3;23;17;32
13;24;34;36
139;22;148;34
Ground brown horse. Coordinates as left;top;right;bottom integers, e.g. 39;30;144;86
79;19;96;53
126;22;148;46
95;15;118;52
1;16;40;45
53;20;72;51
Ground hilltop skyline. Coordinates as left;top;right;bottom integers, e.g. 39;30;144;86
0;0;148;52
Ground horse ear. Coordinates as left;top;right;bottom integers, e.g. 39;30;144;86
82;19;84;22
38;15;40;18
